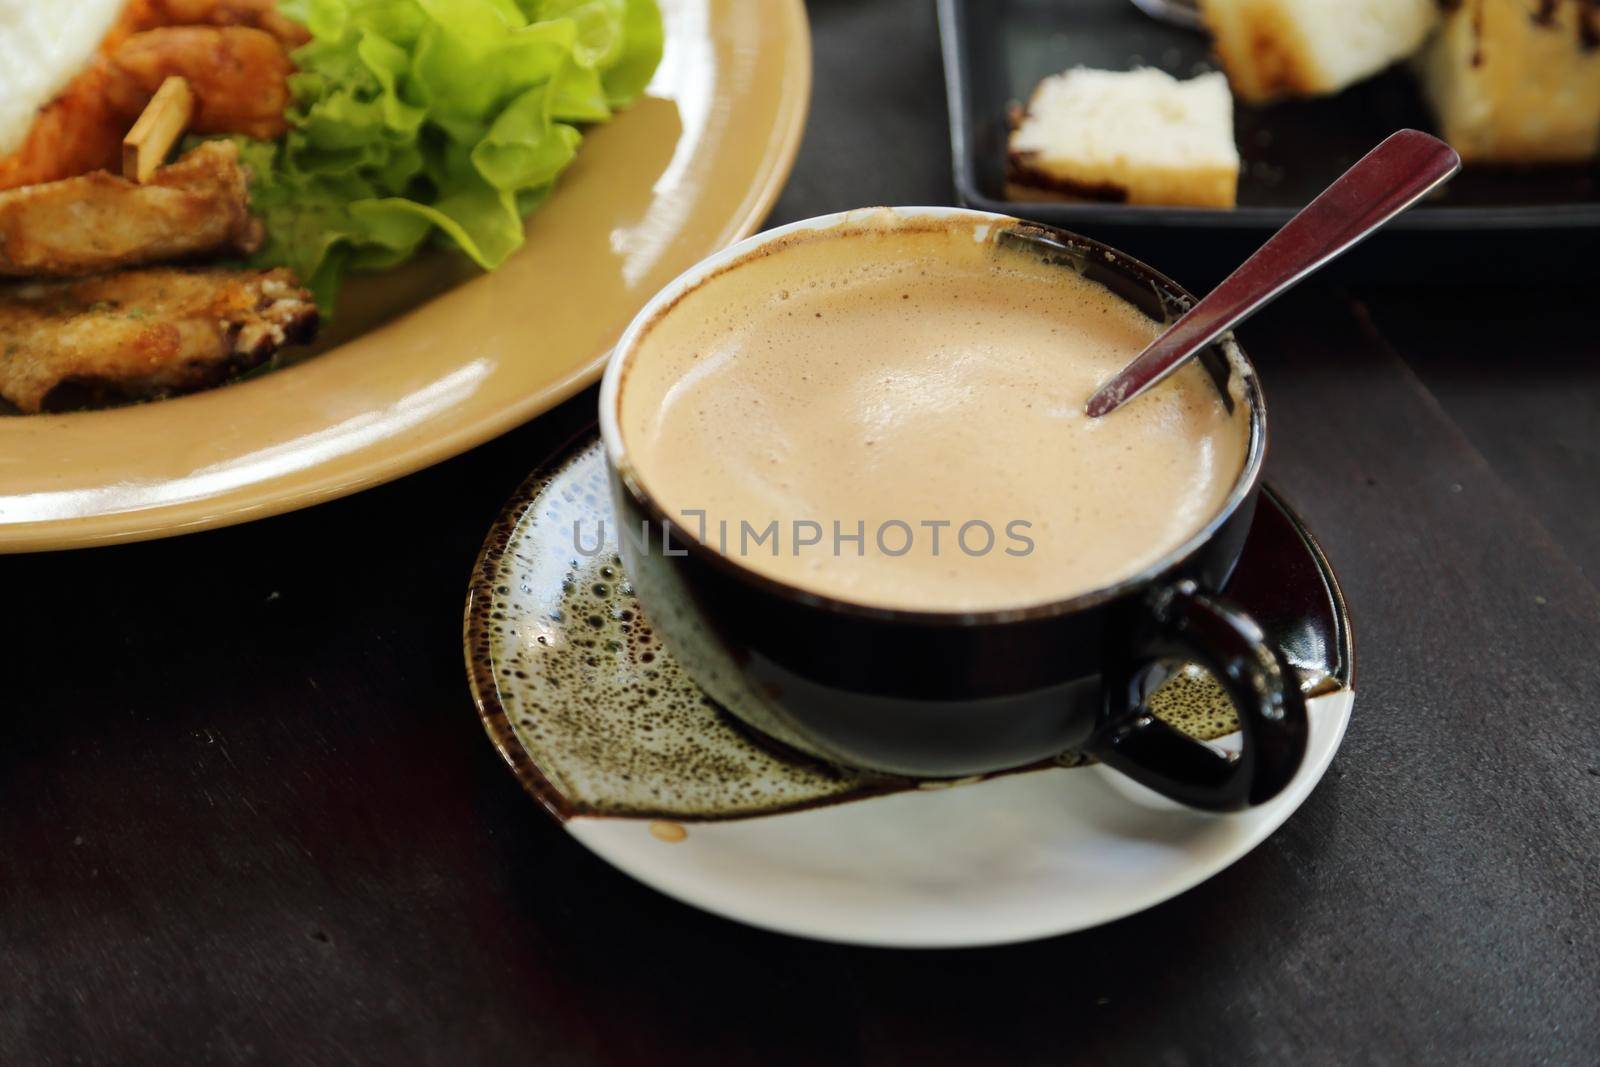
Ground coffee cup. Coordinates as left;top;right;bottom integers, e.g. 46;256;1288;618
597;207;1307;811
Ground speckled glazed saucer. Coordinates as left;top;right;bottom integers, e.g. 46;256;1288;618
464;431;1355;947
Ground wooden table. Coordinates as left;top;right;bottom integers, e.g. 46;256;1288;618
5;2;1597;1062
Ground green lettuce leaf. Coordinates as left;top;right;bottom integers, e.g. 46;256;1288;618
231;0;662;308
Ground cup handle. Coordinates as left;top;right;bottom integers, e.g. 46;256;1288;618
1083;579;1309;811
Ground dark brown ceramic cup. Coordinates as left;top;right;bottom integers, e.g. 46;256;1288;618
598;208;1307;811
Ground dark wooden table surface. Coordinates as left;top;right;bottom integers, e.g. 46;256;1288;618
5;2;1598;1063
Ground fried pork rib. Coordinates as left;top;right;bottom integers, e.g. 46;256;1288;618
0;267;317;413
0;141;261;279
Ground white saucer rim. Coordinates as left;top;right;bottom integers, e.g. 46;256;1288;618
565;688;1354;948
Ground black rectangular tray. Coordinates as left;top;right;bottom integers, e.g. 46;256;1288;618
937;0;1600;281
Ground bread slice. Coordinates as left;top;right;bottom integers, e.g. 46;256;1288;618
1416;0;1600;164
1007;68;1240;209
1198;0;1439;102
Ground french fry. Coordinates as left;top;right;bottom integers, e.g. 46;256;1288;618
122;77;195;183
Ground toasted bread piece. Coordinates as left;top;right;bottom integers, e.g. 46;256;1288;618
1416;0;1600;164
1198;0;1439;102
1007;68;1240;209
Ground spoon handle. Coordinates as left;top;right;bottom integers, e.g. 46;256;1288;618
1086;129;1460;418
1126;0;1205;30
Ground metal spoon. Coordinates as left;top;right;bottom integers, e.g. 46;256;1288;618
1126;0;1205;30
1085;129;1461;419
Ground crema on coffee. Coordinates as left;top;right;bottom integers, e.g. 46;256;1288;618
617;219;1251;612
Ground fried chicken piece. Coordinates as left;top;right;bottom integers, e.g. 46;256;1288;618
0;267;317;413
0;64;127;191
106;27;296;141
119;0;312;48
0;141;261;279
0;23;295;190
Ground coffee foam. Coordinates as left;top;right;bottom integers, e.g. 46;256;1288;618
618;222;1251;612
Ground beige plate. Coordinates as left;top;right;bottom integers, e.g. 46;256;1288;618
0;0;810;552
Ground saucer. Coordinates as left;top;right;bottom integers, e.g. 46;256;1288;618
465;431;1355;947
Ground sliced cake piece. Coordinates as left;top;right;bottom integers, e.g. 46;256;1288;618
1007;68;1240;209
1416;0;1600;164
1197;0;1439;102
